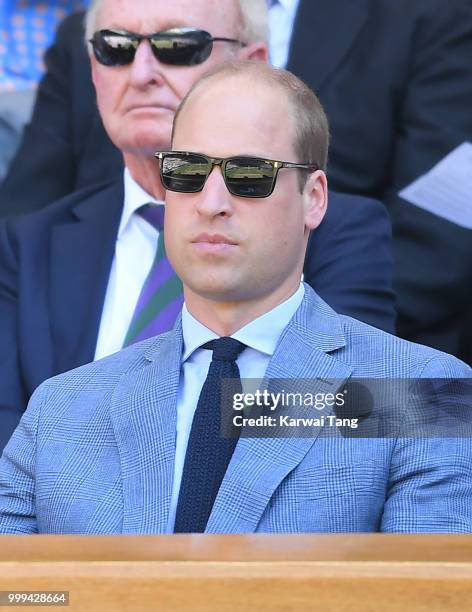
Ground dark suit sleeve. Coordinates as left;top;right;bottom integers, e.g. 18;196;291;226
0;221;27;454
392;206;472;362
304;193;395;334
0;14;85;217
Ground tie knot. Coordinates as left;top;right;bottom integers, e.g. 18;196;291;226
203;337;246;362
138;203;165;231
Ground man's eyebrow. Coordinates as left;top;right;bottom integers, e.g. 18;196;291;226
156;20;194;31
102;21;192;33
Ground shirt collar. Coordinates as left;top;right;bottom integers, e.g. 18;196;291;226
268;0;299;13
119;168;163;238
181;283;305;362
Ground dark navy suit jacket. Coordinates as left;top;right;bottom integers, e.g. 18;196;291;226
0;180;395;452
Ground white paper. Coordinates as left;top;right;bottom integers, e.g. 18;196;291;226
399;142;472;229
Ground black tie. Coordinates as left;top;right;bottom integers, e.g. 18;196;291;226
174;337;246;533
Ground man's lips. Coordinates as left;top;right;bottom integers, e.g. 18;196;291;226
191;233;239;252
193;233;238;245
127;104;176;113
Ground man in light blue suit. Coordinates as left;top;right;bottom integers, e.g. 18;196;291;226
0;61;471;534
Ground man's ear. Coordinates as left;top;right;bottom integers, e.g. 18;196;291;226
90;53;99;88
237;42;269;63
303;170;328;231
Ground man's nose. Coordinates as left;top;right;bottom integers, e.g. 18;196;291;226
128;40;166;87
195;167;234;218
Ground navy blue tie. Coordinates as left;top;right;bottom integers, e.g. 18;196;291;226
174;337;246;533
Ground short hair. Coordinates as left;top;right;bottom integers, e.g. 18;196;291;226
172;61;330;178
84;0;100;43
84;0;268;46
237;0;268;44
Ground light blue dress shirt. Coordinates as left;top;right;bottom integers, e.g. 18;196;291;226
166;283;305;532
268;0;300;68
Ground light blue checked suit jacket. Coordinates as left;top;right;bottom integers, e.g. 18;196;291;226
0;285;471;534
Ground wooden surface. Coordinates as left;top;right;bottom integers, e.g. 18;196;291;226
0;535;471;611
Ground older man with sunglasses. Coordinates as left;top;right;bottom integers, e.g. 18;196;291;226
0;0;394;453
0;61;470;535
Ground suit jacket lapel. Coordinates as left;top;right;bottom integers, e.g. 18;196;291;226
287;0;370;92
109;324;183;534
206;288;352;533
49;180;123;374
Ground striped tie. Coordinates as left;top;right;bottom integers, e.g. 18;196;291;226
123;204;183;346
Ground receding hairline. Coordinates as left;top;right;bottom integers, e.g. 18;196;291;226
172;64;298;147
173;68;293;139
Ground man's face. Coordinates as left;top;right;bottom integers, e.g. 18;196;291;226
165;76;327;307
91;0;262;157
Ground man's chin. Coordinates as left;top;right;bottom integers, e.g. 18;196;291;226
122;133;172;157
185;280;246;303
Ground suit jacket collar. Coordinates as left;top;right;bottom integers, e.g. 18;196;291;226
115;286;351;533
287;0;370;92
50;179;124;375
142;283;347;363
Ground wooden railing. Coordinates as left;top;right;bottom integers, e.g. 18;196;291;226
0;535;471;611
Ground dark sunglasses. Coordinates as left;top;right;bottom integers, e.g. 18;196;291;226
155;151;319;198
90;28;246;67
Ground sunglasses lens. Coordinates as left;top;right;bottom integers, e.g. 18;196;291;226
160;154;210;192
225;158;276;197
159;154;279;198
151;29;213;66
92;29;215;67
92;31;138;66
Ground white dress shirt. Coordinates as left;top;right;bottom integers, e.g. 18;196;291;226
166;283;305;532
94;169;163;360
268;0;300;68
